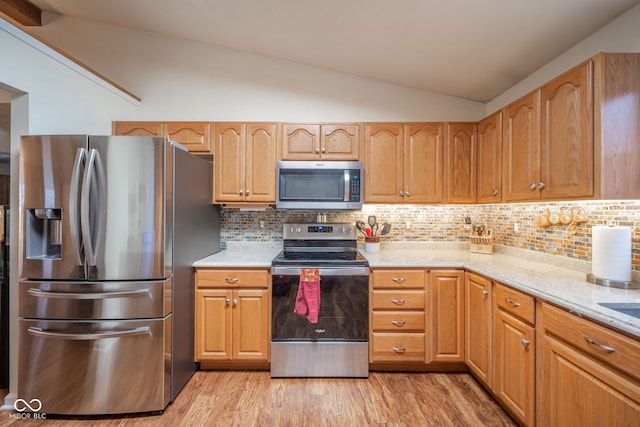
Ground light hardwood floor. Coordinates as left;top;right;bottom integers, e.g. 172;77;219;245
0;371;516;426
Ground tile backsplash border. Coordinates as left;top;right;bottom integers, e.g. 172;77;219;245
220;200;640;273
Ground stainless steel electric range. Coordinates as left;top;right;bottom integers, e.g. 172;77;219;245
270;223;369;378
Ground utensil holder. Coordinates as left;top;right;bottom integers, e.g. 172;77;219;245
365;237;380;253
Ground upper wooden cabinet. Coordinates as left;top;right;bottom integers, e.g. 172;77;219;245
364;123;444;204
594;53;640;199
280;123;360;160
113;121;211;153
113;121;165;137
446;123;477;203
540;60;594;199
476;112;502;203
502;91;541;201
166;122;211;153
213;122;277;204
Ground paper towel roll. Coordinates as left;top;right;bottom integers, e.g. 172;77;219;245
592;226;632;282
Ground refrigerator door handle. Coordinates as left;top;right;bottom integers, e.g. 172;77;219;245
27;288;151;300
69;148;87;266
81;148;107;267
27;326;151;340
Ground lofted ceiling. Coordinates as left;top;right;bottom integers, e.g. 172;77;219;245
20;0;640;102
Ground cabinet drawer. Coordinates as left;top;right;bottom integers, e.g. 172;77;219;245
372;311;425;332
542;303;640;381
372;290;425;310
196;269;269;288
371;333;425;362
371;270;425;289
495;283;535;324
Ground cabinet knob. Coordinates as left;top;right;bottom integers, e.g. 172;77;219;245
245;190;250;195
232;299;238;306
521;339;530;347
239;189;244;195
538;182;546;189
492;188;499;196
529;183;537;190
225;298;231;305
405;191;410;197
315;148;320;154
399;191;404;196
391;299;406;305
392;347;406;354
321;147;326;153
482;290;489;296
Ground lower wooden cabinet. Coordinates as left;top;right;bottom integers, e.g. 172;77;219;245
195;268;270;362
428;270;465;363
465;272;493;387
370;269;426;363
539;303;640;427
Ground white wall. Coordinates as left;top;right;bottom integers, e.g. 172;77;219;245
486;3;640;114
31;13;486;123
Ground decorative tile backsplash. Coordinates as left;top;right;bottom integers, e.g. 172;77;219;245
220;200;640;272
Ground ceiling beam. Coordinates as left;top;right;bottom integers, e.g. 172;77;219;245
0;0;42;27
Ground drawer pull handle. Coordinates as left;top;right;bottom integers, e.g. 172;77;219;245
392;277;406;283
584;336;616;353
521;339;530;347
391;320;406;327
391;299;406;305
225;277;239;284
505;298;521;307
482;290;489;296
392;347;406;354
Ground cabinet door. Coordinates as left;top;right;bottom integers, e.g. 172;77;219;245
540;60;594;199
321;124;360;160
494;309;535;426
476;112;502;203
465;273;492;387
233;289;270;361
214;123;245;202
404;123;444;203
503;91;540;201
112;121;165;137
280;124;321;160
166;122;211;153
446;123;477;203
428;270;465;363
245;123;277;202
195;289;232;361
540;331;640;427
364;123;404;203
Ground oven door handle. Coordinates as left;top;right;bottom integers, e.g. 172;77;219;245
271;266;369;276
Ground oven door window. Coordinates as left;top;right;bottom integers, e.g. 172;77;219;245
272;274;368;341
279;169;346;202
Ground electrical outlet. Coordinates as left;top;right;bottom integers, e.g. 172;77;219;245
260;221;265;228
405;221;411;230
514;222;519;232
464;216;472;224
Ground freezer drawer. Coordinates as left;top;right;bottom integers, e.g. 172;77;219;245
19;279;170;319
18;317;171;415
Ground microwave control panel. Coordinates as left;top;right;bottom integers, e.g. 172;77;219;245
350;170;361;202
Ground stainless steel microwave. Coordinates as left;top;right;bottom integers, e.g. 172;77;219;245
276;161;363;209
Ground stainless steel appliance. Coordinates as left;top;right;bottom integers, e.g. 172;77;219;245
271;223;369;377
18;135;220;415
276;161;363;209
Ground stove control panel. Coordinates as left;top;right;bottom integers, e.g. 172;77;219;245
283;223;355;240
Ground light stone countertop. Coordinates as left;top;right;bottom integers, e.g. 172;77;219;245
194;241;640;339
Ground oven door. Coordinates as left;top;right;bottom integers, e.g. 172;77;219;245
271;266;369;341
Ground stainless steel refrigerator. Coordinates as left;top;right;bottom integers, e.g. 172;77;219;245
18;135;220;415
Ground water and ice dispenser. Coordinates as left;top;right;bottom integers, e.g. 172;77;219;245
26;208;62;259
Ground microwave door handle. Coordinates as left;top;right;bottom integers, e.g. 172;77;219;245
69;148;87;266
344;170;350;201
80;148;107;267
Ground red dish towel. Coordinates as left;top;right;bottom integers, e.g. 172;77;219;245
294;268;321;323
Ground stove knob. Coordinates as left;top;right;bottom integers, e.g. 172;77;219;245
339;227;344;233
289;226;294;233
345;227;352;234
296;227;301;233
